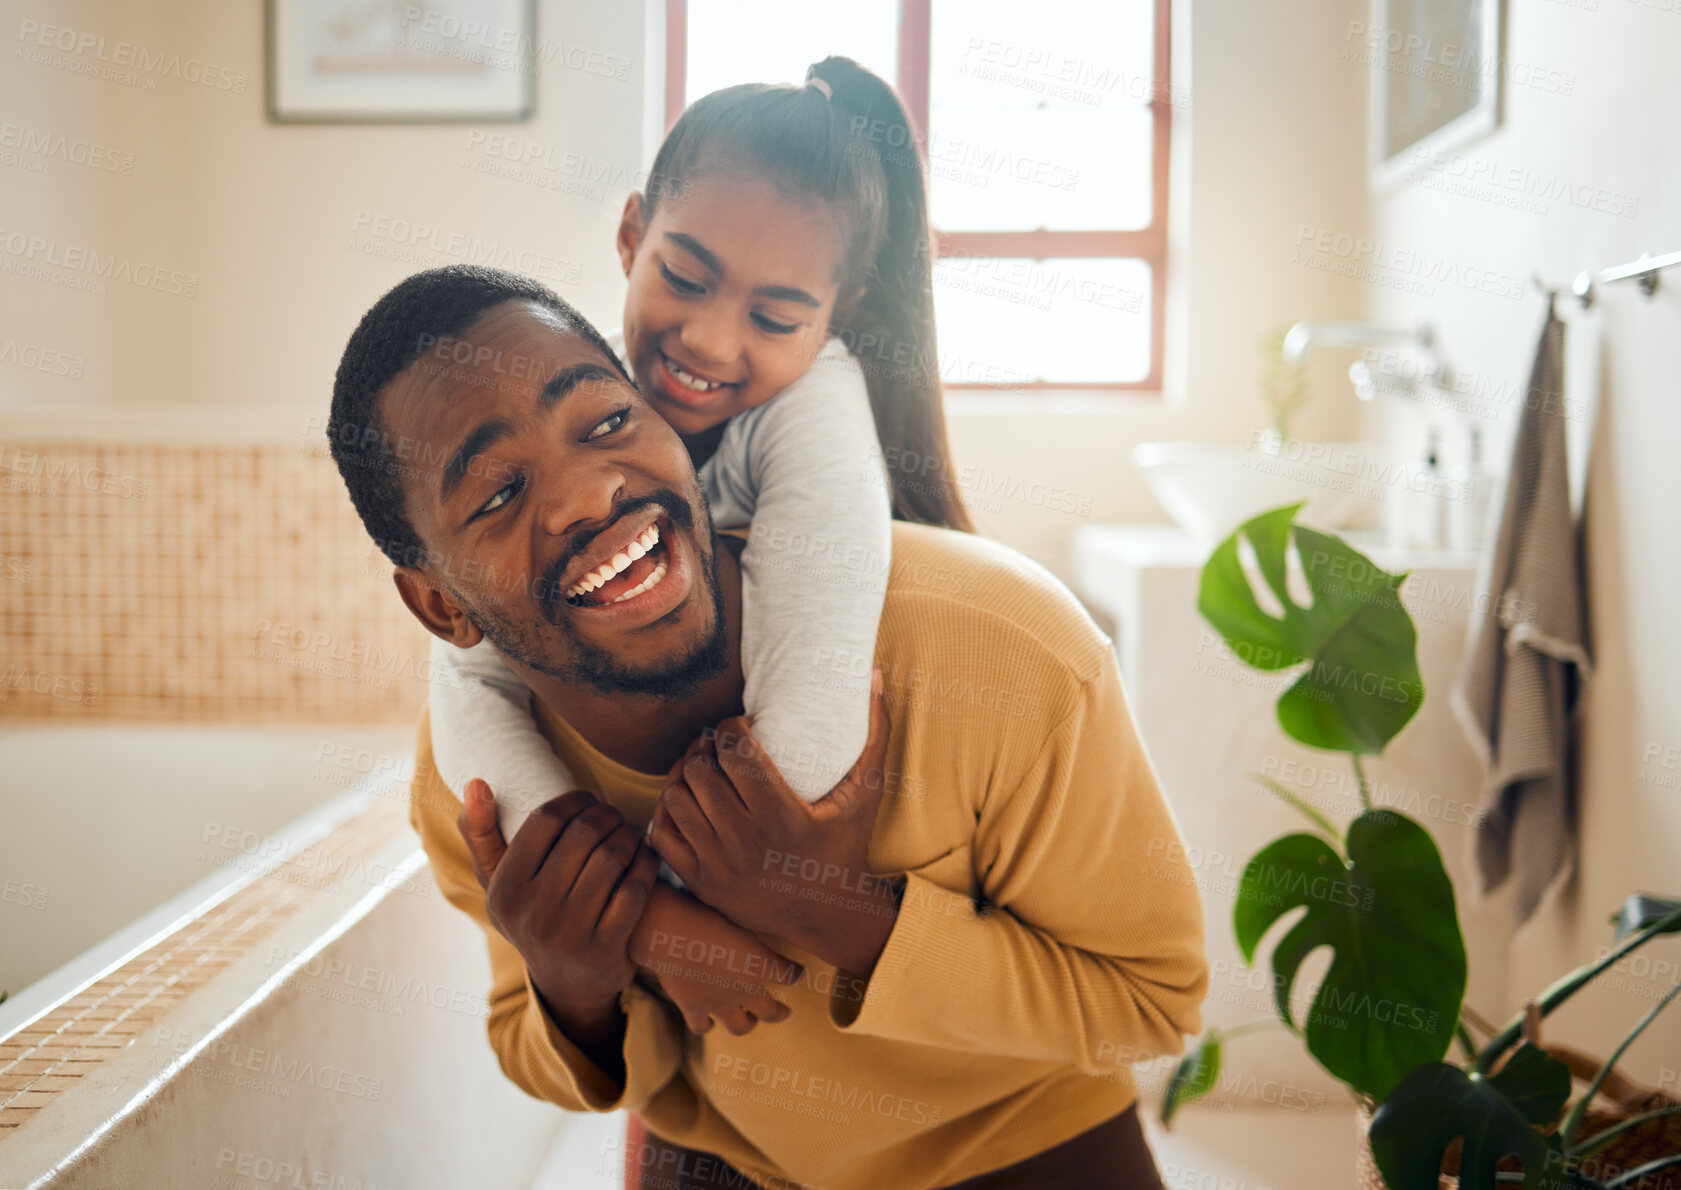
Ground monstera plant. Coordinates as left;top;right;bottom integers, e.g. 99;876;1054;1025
1370;893;1681;1190
1162;501;1466;1112
1162;503;1681;1189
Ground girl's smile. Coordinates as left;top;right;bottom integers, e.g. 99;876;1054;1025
650;348;741;413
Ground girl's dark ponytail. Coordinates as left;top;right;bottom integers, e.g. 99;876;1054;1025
642;57;974;533
809;57;974;532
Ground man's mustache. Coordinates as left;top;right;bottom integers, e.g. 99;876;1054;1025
535;487;695;622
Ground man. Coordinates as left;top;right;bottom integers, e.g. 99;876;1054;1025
327;265;1208;1190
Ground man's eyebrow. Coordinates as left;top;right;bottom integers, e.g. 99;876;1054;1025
440;419;513;505
664;232;821;308
437;364;621;505
539;361;623;409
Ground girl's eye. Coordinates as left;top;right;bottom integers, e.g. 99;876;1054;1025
475;474;525;519
660;264;704;296
584;408;631;441
752;312;800;335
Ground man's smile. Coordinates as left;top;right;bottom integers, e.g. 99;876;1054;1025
545;509;694;629
560;508;664;601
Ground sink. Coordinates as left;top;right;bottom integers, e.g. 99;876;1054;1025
1133;440;1390;544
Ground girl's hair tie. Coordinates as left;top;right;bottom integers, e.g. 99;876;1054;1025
806;75;833;101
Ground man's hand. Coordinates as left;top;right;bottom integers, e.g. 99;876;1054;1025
647;672;898;974
457;779;660;1037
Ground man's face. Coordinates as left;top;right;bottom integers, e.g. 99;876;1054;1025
383;299;727;696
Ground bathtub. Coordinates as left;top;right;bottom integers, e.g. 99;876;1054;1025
0;722;622;1189
0;723;417;1036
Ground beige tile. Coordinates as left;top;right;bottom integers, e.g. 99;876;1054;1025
0;439;429;723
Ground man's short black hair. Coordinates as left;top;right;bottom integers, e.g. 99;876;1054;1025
328;264;630;568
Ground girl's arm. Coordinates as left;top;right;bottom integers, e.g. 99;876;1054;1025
703;338;893;803
427;635;579;841
429;637;812;1037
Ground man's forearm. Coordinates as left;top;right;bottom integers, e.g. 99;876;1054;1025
795;872;904;977
533;980;627;1088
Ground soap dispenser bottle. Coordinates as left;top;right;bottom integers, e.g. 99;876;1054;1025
1449;425;1492;552
1403;427;1447;550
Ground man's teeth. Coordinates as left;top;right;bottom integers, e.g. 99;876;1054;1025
667;357;726;392
563;524;661;599
610;560;668;603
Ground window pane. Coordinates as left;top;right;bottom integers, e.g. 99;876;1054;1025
684;1;898;104
933;257;1152;384
929;0;1157;231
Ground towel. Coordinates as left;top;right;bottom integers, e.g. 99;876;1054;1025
1451;299;1593;931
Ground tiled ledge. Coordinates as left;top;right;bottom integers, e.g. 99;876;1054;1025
0;790;423;1183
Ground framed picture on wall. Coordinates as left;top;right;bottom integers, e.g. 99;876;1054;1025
268;0;535;123
1367;0;1501;187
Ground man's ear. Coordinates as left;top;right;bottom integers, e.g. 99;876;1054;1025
616;192;646;278
393;567;483;649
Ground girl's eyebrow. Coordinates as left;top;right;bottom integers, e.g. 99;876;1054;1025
663;232;820;307
664;232;721;274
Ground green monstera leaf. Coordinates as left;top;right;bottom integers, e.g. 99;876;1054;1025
1234;810;1466;1100
1612;893;1681;941
1199;502;1424;754
1370;1048;1576;1190
1160;1031;1222;1128
1486;1042;1574;1129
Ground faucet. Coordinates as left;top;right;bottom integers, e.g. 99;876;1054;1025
1281;319;1449;401
1280;319;1435;363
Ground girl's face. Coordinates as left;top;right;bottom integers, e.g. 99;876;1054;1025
616;169;853;437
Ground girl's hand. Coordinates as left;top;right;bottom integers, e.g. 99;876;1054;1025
647;672;897;971
627;882;804;1035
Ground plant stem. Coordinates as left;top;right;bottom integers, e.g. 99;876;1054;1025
1569;1105;1681;1159
1247;772;1342;844
1221;1018;1286;1042
1560;978;1681;1149
1476;907;1681;1075
1350;754;1372;812
1605;1154;1681;1190
1454;1020;1477;1062
1459;1003;1497;1037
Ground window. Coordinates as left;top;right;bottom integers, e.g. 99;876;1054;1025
667;0;1173;392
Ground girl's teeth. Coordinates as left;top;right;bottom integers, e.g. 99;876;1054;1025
668;357;724;392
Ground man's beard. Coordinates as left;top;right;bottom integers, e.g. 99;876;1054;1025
453;486;730;699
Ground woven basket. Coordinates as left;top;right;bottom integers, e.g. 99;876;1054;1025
1354;1046;1681;1190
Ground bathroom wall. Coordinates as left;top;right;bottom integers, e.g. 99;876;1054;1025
1363;2;1681;1084
2;0;645;417
1;0;1371;580
0;419;431;721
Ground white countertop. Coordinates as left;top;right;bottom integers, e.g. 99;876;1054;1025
1073;522;1484;573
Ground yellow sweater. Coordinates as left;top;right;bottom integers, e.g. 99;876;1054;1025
407;522;1208;1190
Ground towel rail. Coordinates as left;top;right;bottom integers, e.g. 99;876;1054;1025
1536;248;1681;308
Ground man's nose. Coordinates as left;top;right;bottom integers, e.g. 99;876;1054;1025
678;304;740;366
536;462;627;540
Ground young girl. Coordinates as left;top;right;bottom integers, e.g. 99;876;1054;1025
430;56;972;1033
